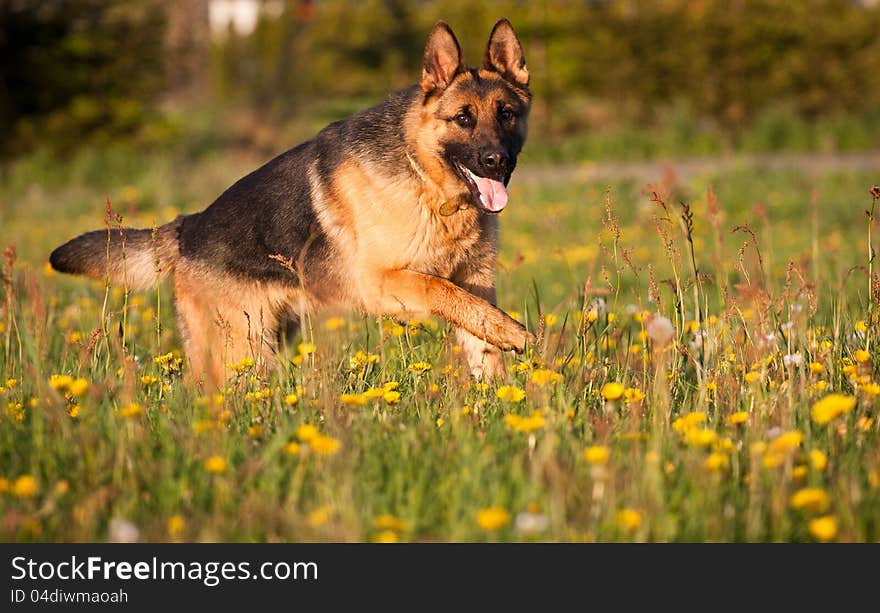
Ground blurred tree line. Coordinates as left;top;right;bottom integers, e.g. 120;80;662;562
0;0;167;159
2;0;880;161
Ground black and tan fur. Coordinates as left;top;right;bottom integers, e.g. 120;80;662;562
50;19;534;386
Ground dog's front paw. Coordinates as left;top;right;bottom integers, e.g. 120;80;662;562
484;314;533;353
506;322;535;353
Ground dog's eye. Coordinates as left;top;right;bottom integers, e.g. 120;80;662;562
499;108;515;122
454;112;474;128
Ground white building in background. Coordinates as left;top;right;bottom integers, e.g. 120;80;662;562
208;0;284;39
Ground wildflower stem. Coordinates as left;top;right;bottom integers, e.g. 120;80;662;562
868;188;877;352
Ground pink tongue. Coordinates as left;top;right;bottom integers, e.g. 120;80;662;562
472;175;509;212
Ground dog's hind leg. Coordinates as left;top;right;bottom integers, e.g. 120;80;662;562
174;265;288;387
174;269;222;387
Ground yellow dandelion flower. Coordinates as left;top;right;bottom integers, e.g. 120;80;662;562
715;437;734;452
12;475;38;498
67;378;89;397
857;416;874;430
790;488;830;513
809;362;826;374
374;514;410;533
119;403;142;418
855;349;871;363
704;452;728;471
140;375;158;386
555;355;581;367
363;387;386;399
49;374;73;391
583;445;610;465
435;417;445;427
284;393;299;406
383;390;401;404
792;465;809;480
283;442;301;456
227;357;254;373
307;506;332;528
763;453;785;469
624;388;646;403
616;508;642;533
0;478;9;493
339;393;367;407
325;317;346;331
727;411;749;426
808;515;838;542
167;515;186;538
601;382;625;401
496;385;526;403
530;369;564;386
504;410;545;433
672;411;707;432
476;507;510;531
858;379;880;395
684;428;718;448
808;380;828;393
408;362;432;374
247;424;263;438
810;449;828;471
310;434;341;456
7;401;24;422
349;350;380;370
744;371;762;384
296;425;319;442
204;456;227;474
372;530;400;543
769;430;803;454
811;394;856;425
855;320;868;333
297;342;316;356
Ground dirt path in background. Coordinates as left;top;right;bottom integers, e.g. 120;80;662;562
516;150;880;185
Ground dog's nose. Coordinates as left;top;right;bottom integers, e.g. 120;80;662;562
480;150;509;175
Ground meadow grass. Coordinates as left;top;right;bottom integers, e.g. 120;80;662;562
1;149;879;542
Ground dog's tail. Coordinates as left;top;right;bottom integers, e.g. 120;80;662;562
50;217;183;291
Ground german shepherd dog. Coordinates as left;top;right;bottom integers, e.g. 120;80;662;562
50;19;533;386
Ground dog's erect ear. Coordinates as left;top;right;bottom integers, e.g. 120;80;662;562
482;18;529;87
421;21;465;94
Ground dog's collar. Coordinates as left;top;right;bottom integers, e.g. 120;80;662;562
406;150;471;217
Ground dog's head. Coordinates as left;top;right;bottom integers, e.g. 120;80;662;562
414;19;530;214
